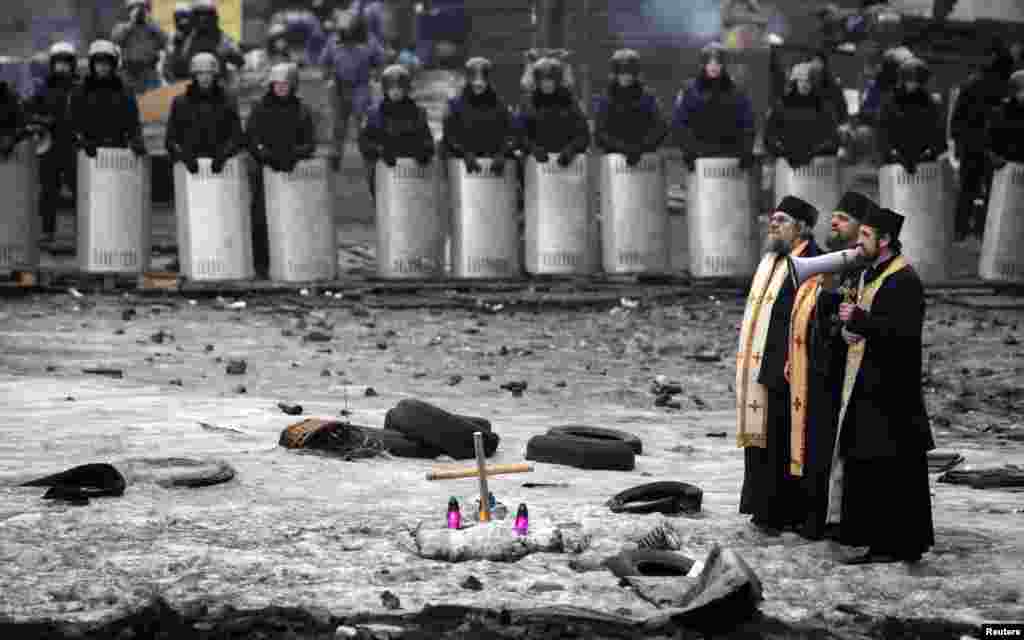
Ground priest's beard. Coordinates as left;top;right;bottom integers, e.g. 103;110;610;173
826;229;857;251
764;235;793;255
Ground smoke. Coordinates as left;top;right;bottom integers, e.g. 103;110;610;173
627;0;722;45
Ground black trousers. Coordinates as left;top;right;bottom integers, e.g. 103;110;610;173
956;151;991;238
248;160;269;278
740;387;804;528
39;147;77;235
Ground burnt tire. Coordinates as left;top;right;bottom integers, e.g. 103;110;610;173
21;462;126;498
604;550;696;578
384;399;499;459
607;481;703;515
352;425;443;459
525;434;636;471
546;425;643;455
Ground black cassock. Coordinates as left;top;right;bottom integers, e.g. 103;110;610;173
838;257;935;558
740;241;820;529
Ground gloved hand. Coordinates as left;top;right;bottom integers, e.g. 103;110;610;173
738;154;754;170
416;152;432;167
0;136;14;158
130;139;147;158
684;153;697;172
329;155;342;172
625;146;643;167
381;148;397;167
211;155;226;174
787;152;809;168
80;138;98;158
885;149;903;165
490;154;506;175
988;151;1008;170
184;156;200;174
557;148;574;167
902;161;918;175
463;151;481;173
532;146;549;164
281;156;299;173
919;148;937;163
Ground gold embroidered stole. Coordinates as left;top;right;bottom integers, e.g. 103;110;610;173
735;241;809;448
825;256;908;524
787;275;824;476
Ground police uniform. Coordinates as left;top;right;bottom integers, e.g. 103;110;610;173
593;49;668;166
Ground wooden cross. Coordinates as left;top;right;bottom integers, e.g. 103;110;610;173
794;335;804;350
752;352;762;365
748;400;762;413
793;397;803;413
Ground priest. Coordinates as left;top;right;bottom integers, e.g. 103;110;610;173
736;195;822;535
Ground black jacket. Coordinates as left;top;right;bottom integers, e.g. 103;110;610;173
672;72;755;158
841;257;934;459
165;83;243;159
67;74;143;148
358;96;435;161
764;88;841;166
987;97;1024;163
245;90;316;164
593;83;667;153
951;64;1014;156
0;82;27;139
877;87;947;165
518;86;590;155
758;240;822;391
441;87;517;157
27;73;78;149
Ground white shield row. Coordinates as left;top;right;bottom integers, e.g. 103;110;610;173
0;140;39;273
979;162;1024;284
77;148;152;275
878;161;954;284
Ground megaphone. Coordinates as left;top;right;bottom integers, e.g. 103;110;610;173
788;248;861;289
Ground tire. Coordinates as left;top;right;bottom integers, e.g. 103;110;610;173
115;458;235;489
546;425;643;455
525;434;635;471
384;399;499;459
606;481;703;515
604;550;696;578
21;463;127;498
352;425;443;459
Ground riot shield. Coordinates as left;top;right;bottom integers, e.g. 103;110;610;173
77;148;151;274
449;157;520;279
599;153;669;274
687;158;758;278
524;155;593;275
773;156;841;246
374;158;444;279
878;161;952;284
0;139;40;273
263;157;337;282
173;157;254;281
979;162;1024;284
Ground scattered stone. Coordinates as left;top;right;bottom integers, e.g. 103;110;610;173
305;331;333;343
459;575;483;591
1005;335;1019;346
377;342;388;350
335;626;358;638
692;395;708;409
412;371;428;378
45;365;58;372
652;381;683;396
528;581;565;593
291;362;301;368
204;344;215;352
281;328;295;337
706;431;727;438
150;330;174;344
690;350;722;363
351;305;371;317
463;327;480;335
66;396;75;401
278;402;303;416
169;379;183;387
554;380;567;388
114;328;126;335
501;381;527;397
447;375;463;386
380;591;401;610
233;385;247;394
499;345;510;356
121;308;136;321
82;368;124;378
321;369;332;377
479;374;492;381
318;348;333;354
225;359;247;375
365;387;378;397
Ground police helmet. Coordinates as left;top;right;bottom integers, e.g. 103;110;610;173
899;57;930;85
1011;70;1024;94
190;52;220;75
267;22;287;40
267;62;299;89
465;57;492;83
532;57;564;87
610;49;640;75
191;0;217;14
125;0;150;9
49;42;77;64
700;42;727;65
381;64;412;92
88;40;120;70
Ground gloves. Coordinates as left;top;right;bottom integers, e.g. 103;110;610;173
885;149;903;165
329;155;342;172
737;154;754;170
416;151;432;167
532;146;549;164
130;139;147;158
557;149;574;167
490;154;506;176
684;153;696;172
463;151;481;173
381;147;397;168
79;138;97;158
0;136;14;158
211;155;226;174
787;152;810;169
185;157;200;174
989;151;1008;170
919;148;938;163
625;145;643;167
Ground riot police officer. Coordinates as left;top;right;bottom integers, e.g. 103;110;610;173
171;0;245;80
358;64;434;197
519;57;590;168
764;62;841;169
593;49;668;166
165;53;243;175
246;62;316;279
67;40;147;160
166;2;194;82
987;70;1024;169
0;82;27;160
877;57;946;175
27;42;80;242
672;42;755;172
111;0;169;93
441;57;517;175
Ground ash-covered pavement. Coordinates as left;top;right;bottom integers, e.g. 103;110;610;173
0;289;1021;638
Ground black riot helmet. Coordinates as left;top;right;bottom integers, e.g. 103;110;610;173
465;56;493;84
532;57;564;90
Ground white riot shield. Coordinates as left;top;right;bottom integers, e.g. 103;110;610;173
0;139;40;273
375;158;444;279
524;155;593;275
979;162;1024;283
263;157;337;282
773;156;841;245
173;157;253;281
878;162;952;284
600;153;669;274
687;158;757;278
449;158;520;279
77;148;151;274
